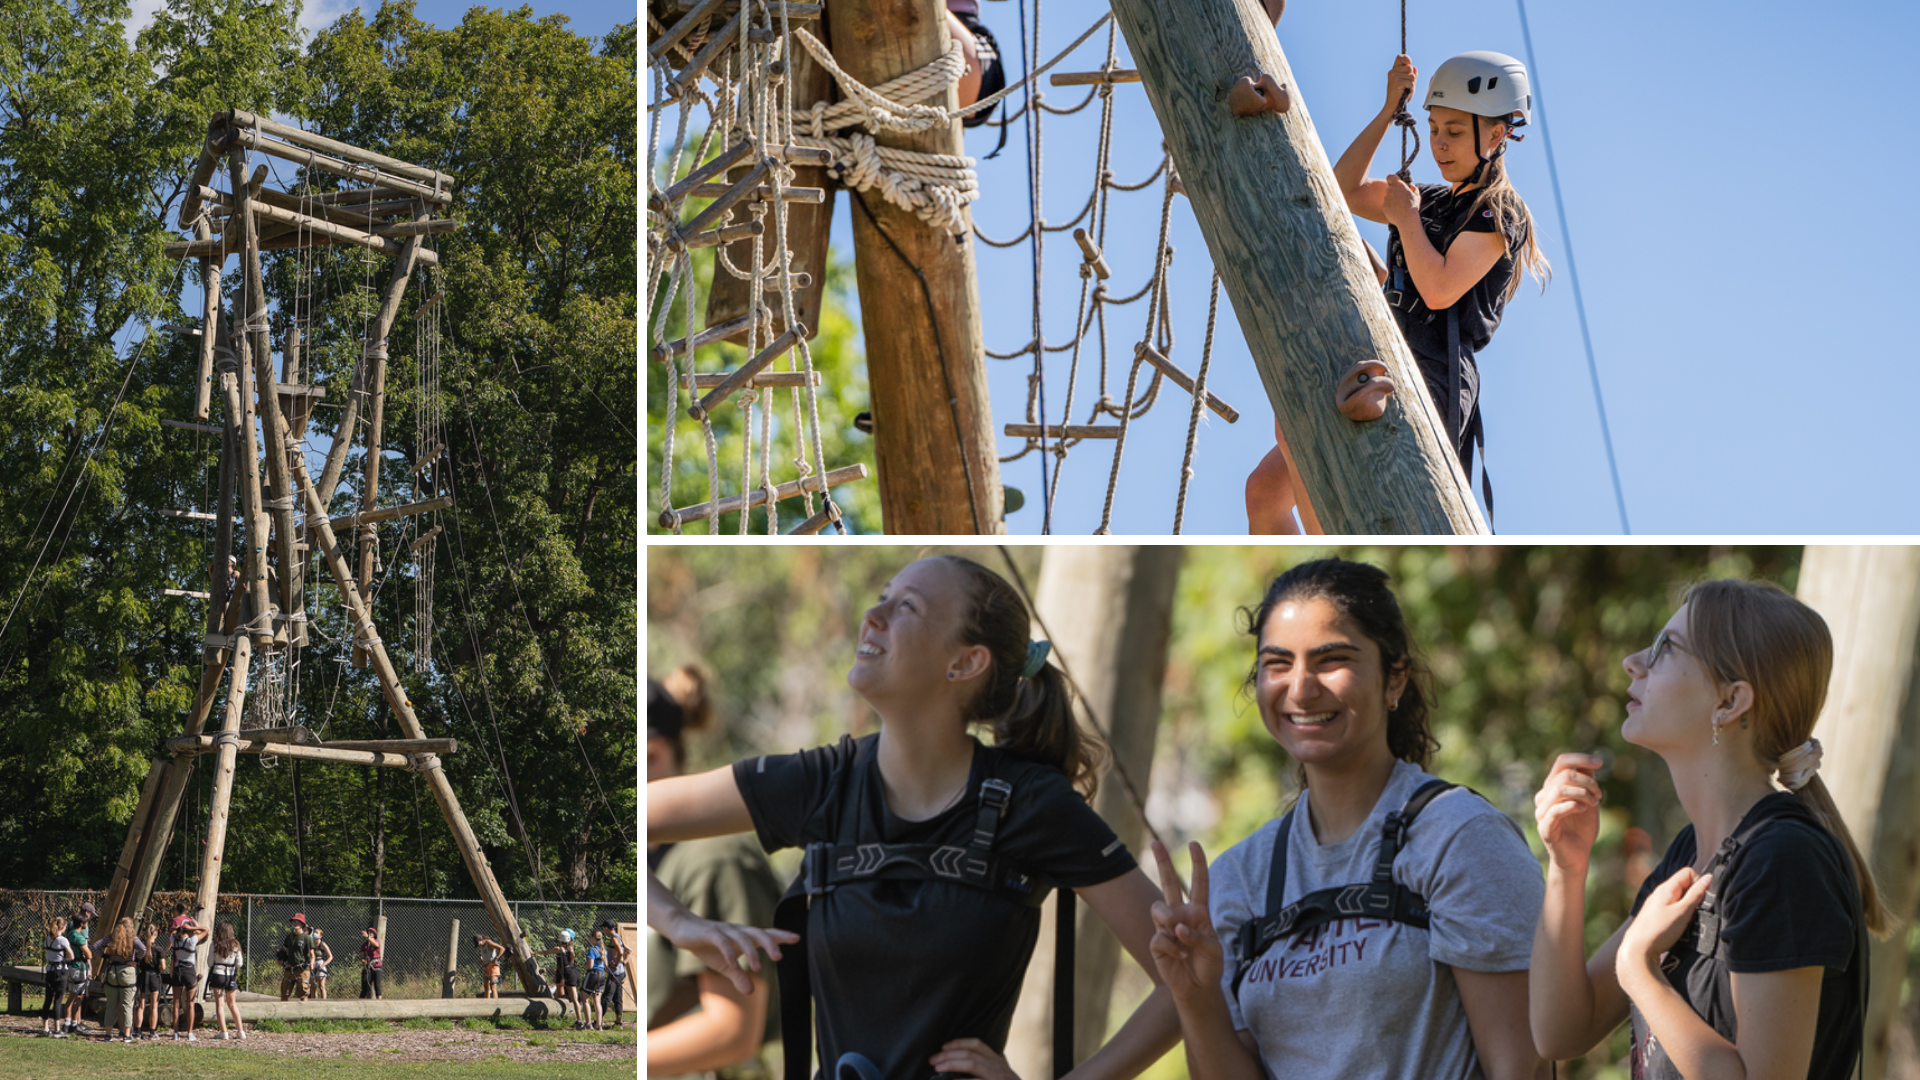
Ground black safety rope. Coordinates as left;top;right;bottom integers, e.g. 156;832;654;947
1393;0;1419;182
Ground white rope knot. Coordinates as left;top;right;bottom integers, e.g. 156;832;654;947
1775;737;1824;792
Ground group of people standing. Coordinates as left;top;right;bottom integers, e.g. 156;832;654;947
532;920;631;1030
38;903;247;1043
648;554;1886;1080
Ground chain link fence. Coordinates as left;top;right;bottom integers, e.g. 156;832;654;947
1;890;635;1000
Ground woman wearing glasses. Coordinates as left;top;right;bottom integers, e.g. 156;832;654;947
1530;580;1890;1078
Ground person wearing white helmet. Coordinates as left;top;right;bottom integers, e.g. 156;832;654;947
1245;50;1550;534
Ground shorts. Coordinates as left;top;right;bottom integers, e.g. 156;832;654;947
140;965;166;993
168;962;197;990
483;963;501;983
312;964;329;979
581;969;606;994
208;971;236;992
64;968;91;995
951;10;1005;128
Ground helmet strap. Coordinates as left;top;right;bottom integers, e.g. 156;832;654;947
1461;113;1506;188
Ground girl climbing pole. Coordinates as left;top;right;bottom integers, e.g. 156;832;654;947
1530;580;1886;1078
1246;51;1550;534
648;555;1180;1080
1146;559;1545;1080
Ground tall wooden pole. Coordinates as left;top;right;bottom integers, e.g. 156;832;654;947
287;447;543;996
190;631;252;995
825;0;1003;535
99;761;169;931
1105;0;1483;534
1007;546;1180;1077
1798;546;1920;1080
231;150;302;638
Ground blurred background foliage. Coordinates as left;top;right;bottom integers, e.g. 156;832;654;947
647;543;1920;1080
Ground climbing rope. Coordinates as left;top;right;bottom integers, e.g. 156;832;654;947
1393;0;1420;183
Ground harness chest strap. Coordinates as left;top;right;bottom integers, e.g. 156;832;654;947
1231;779;1464;999
775;759;1072;1080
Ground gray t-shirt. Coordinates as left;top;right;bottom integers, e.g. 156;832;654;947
1210;760;1545;1080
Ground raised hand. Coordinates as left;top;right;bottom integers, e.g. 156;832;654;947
660;911;798;996
1385;54;1417;116
930;1037;1021;1080
1381;174;1422;229
1534;752;1605;871
1148;840;1224;1003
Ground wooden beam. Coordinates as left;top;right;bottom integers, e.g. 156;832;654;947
168;735;428;770
287;446;546;996
1102;0;1483;534
827;0;1003;534
317;738;458;754
122;753;196;929
227;126;450;206
1049;68;1142;86
237;196;441;267
194;221;220;420
189;627;251;993
1004;424;1122;440
98;760;169;932
323;495;454;532
161;419;222;435
1135;342;1240;423
222;109;453;192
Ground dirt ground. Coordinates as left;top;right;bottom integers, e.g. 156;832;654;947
0;1017;637;1065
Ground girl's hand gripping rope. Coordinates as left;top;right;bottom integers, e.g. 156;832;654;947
1148;840;1223;1004
1380;174;1424;232
1384;55;1418;118
1534;753;1605;873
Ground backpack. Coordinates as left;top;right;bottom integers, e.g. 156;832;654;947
773;739;1076;1080
1231;778;1468;999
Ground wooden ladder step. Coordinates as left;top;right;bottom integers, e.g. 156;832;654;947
1004;424;1122;440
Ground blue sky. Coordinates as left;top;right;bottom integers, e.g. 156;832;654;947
791;0;1920;535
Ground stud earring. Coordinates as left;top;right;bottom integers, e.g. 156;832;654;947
947;672;955;680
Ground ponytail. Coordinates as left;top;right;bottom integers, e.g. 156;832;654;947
1789;774;1897;939
1460;150;1551;303
1682;578;1901;941
933;555;1108;798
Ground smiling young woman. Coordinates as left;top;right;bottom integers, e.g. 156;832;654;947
1530;580;1891;1079
646;555;1181;1080
1146;558;1546;1080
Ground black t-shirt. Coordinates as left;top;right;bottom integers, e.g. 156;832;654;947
1627;794;1861;1080
735;733;1137;1080
1384;183;1524;362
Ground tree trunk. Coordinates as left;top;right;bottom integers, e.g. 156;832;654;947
825;0;1003;535
1006;545;1181;1077
1104;0;1485;533
1798;545;1920;1080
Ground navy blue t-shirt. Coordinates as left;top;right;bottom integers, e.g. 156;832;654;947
735;734;1136;1080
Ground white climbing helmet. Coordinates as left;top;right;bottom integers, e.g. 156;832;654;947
1423;51;1530;128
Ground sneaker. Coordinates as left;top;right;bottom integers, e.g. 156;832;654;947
239;1029;247;1040
53;1031;68;1039
123;1036;135;1044
171;1032;180;1041
186;1033;198;1042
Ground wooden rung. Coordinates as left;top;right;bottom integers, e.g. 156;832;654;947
315;738;458;754
322;494;454;532
678;158;771;240
661;140;754;205
159;509;220;521
688;325;805;420
1072;227;1112;280
163;324;204;337
766;143;834;166
161;419;222;435
1049;68;1142;87
652;0;731;61
786;500;843;535
686;182;826;204
680;371;821;390
651;312;760;364
240;725;314;745
680;219;764;250
408;524;444;553
1135;342;1241;424
1004;424;1123;439
275;383;328;398
164;589;212;599
661;463;868;529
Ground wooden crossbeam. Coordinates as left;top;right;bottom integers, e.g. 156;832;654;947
661;463;868;529
166;735;439;770
1004;424;1123;440
227;126;450;206
1134;342;1240;423
322;494;454;532
222;109;454;191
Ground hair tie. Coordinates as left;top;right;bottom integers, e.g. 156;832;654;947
1775;737;1823;792
1021;640;1052;679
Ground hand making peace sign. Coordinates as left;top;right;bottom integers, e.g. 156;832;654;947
1149;840;1225;1004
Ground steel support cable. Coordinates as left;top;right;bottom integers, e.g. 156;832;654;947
1514;0;1630;533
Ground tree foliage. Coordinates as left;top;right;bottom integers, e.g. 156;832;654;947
0;0;634;905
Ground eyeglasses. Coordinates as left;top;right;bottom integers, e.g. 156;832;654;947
1646;629;1693;670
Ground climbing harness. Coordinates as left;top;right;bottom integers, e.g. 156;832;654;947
1231;779;1474;998
773;739;1076;1080
1631;798;1868;1080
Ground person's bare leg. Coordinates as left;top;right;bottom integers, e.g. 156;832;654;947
1246;444;1302;535
947;11;983;107
1274;424;1324;534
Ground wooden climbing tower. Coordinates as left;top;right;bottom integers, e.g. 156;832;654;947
97;111;548;1000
